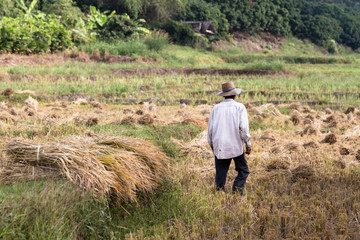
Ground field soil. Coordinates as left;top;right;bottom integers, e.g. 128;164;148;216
112;68;277;76
1;95;360;238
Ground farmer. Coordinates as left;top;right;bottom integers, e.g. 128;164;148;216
207;81;251;195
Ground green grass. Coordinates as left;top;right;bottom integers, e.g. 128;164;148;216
0;176;212;239
78;40;148;57
245;60;285;71
0;70;359;109
0;180;113;239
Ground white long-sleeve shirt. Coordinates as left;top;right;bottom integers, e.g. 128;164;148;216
207;99;251;159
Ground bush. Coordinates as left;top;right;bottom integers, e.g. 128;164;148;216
327;39;339;54
0;0;15;18
157;20;200;47
175;0;229;40
95;14;150;41
144;31;169;52
40;0;83;29
0;15;73;53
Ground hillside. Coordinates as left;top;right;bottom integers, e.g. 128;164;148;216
1;0;360;54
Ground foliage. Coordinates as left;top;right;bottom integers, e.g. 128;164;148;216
175;0;229;40
14;0;40;18
95;13;149;41
0;15;73;53
97;0;188;22
2;0;360;51
144;31;169;52
327;39;339;54
86;6;115;31
73;0;104;12
157;20;204;47
40;0;84;29
208;0;291;35
295;15;342;47
0;0;16;18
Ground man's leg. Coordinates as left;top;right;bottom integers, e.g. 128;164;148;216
232;153;250;194
215;156;231;191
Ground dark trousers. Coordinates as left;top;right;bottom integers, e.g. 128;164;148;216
215;153;249;193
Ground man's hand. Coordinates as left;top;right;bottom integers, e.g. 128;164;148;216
245;146;251;155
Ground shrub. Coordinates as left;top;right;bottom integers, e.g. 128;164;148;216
327;39;339;54
175;0;229;40
144;31;169;52
157;20;199;47
0;15;73;53
0;0;15;18
95;14;150;41
40;0;83;29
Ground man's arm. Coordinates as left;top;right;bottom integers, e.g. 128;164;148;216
207;109;214;150
239;106;251;154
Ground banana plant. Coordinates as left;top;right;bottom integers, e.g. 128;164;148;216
87;6;116;30
14;0;39;18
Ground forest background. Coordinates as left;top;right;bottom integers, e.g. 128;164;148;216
1;0;360;54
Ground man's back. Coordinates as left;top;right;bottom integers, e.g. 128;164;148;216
207;99;251;160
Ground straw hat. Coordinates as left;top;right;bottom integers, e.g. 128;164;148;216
216;81;242;97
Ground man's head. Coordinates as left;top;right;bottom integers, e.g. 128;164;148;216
216;81;242;97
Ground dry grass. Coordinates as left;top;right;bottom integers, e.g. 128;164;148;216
99;136;169;181
137;114;154;125
4;138;115;198
1;98;360;239
290;110;302;125
290;164;315;181
321;133;337;144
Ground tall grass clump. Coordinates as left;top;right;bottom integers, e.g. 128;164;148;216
144;31;169;52
0;180;115;239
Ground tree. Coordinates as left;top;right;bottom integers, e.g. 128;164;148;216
175;0;229;40
40;0;84;29
296;15;342;47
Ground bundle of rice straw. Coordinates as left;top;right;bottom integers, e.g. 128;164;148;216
291;164;315;182
3;136;169;202
99;136;169;186
290;110;302;125
25;96;38;113
177;131;213;160
5;139;115;198
266;159;290;171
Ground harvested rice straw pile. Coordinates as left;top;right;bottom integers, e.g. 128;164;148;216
99;136;169;181
3;136;169;202
178;131;213;160
5;139;115;198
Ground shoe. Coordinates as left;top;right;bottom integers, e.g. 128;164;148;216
232;188;244;196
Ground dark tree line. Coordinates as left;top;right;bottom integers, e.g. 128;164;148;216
1;0;360;50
